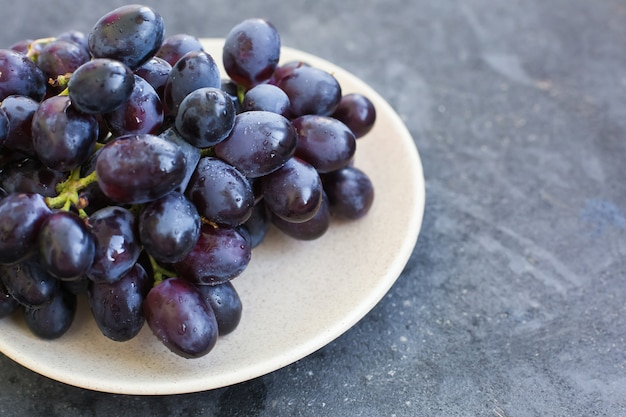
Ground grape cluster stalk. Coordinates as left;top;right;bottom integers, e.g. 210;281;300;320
0;4;377;358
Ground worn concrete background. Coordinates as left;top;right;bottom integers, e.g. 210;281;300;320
1;0;626;416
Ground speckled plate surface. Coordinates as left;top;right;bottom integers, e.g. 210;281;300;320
0;39;425;395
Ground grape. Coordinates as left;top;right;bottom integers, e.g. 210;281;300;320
242;202;271;248
273;64;342;117
1;95;39;156
57;30;89;53
68;58;135;115
95;134;187;204
0;158;68;197
242;83;291;117
88;4;164;70
271;191;330;240
292;115;356;173
0;192;51;264
0;49;46;102
156;34;204;66
174;222;251;286
87;206;141;283
197;281;242;336
144;277;219;358
222;18;281;89
185;156;254;227
138;192;201;264
213;110;297;178
163;50;221;116
38;211;96;280
0;280;20;318
174;87;236;148
331;93;377;138
0;258;59;308
104;75;164;137
23;285;76;340
158;127;201;193
322;166;374;219
134;56;172;100
31;95;99;172
36;38;90;90
88;262;152;342
262;156;323;223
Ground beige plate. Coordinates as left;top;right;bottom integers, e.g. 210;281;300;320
0;38;425;395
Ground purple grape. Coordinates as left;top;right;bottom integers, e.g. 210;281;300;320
31;95;99;172
38;211;96;280
271;191;330;240
0;49;46;102
95;134;187;204
144;277;219;358
134;56;172;100
0;192;51;264
163;50;221;116
1;95;39;156
242;83;291;117
185;157;254;227
213;110;297;178
0;280;20;318
331;93;377;138
0;158;68;197
242;202;271;248
36;38;90;85
156;34;204;66
88;262;152;342
197;281;242;336
0;258;59;308
262;157;323;223
174;87;235;148
87;206;141;283
174;222;252;286
104;75;164;137
222;18;281;89
23;285;76;339
274;64;342;117
292;115;356;173
56;30;89;53
68;58;135;115
88;4;164;70
138;192;201;264
158;127;201;193
322;166;374;219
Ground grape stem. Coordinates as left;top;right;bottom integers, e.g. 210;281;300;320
149;255;177;285
45;168;99;218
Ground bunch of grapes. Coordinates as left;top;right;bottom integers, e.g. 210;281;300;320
0;5;377;358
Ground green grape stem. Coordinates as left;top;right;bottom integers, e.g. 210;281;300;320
45;168;99;218
149;255;177;285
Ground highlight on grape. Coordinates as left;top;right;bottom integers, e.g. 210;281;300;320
0;4;377;358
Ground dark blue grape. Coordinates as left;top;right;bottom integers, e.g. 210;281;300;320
87;206;141;283
139;192;201;264
68;58;135;115
174;222;251;286
0;258;59;308
88;4;164;70
322;166;374;219
1;95;39;156
271;191;330;240
163;51;221;116
175;87;235;148
0;192;51;264
331;93;376;138
197;281;242;336
104;75;164;137
135;56;172;101
213;110;297;178
144;277;219;358
262;157;323;223
156;34;204;66
31;95;99;172
242;83;290;117
24;285;76;339
185;156;254;227
38;211;96;280
274;64;342;117
96;134;187;204
222;18;281;89
88;262;152;342
0;49;46;102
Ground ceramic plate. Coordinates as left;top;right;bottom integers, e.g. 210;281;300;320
0;39;425;395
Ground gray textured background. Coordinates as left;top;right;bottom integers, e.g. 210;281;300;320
2;0;626;416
